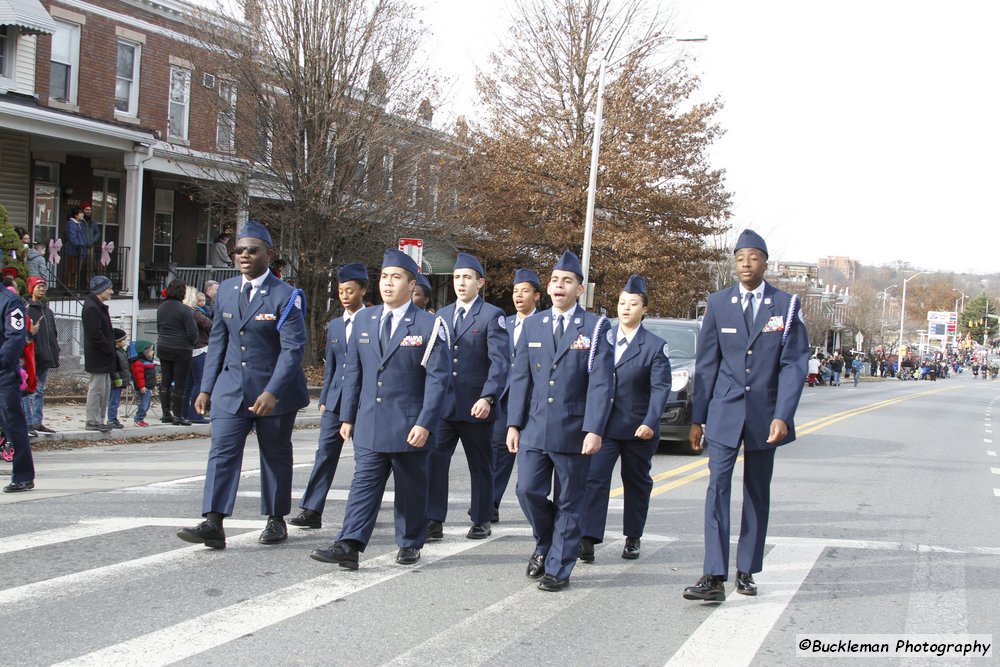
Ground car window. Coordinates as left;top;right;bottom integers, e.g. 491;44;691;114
643;321;698;360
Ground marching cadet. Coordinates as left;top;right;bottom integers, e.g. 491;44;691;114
1;283;33;493
490;268;541;522
683;229;809;601
426;253;509;540
412;272;433;311
310;249;450;569
506;251;614;592
579;275;671;562
177;220;309;549
288;263;368;529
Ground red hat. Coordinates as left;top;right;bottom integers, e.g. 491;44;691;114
82;202;92;208
1;267;17;279
27;276;46;293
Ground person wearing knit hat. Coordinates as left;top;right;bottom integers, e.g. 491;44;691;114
130;341;157;426
107;328;131;430
22;277;59;435
310;248;451;569
426;253;509;541
579;274;672;563
505;251;615;591
683;228;808;602
81;270;116;433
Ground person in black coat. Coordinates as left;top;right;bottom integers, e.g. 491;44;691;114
82;275;116;432
156;279;199;425
23;277;60;433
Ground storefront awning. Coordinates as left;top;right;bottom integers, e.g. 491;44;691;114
0;0;58;35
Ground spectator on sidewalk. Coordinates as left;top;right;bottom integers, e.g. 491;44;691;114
107;328;129;429
210;233;232;269
130;341;157;426
182;287;212;424
23;277;59;434
26;240;47;279
807;355;820;387
852;355;864;387
156;279;199;426
829;353;844;386
203;281;219;318
82;275;115;432
1;279;34;492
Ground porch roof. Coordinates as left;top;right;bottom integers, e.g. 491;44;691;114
0;0;57;35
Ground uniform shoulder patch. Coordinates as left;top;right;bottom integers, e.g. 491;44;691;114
438;324;447;341
294;295;302;309
798;309;806;323
10;308;24;331
497;315;506;330
606;328;615;345
663;343;670;358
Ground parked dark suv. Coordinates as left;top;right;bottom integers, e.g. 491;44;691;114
641;317;700;446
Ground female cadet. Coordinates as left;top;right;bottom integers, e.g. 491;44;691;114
579;275;672;562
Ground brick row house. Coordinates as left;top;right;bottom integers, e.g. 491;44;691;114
0;0;464;360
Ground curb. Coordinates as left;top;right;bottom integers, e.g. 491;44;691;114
28;414;324;444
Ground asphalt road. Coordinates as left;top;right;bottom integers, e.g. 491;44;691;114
2;373;998;665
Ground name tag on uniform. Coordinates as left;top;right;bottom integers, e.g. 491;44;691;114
358;338;370;344
528;342;542;348
400;335;424;347
222;312;233;319
721;327;737;334
255;313;277;321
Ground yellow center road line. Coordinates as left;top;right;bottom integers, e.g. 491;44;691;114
615;384;963;498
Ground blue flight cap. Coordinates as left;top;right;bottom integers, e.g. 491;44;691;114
512;268;541;291
552;251;584;281
337;262;368;285
734;229;768;257
237;219;273;247
415;272;432;292
623;274;647;296
453;252;485;277
382;249;420;277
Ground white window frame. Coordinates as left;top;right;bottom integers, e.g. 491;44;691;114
216;79;236;152
167;65;191;141
153;189;174;263
383;150;395;193
114;39;141;117
429;165;440;220
0;26;14;82
256;97;274;165
50;19;81;105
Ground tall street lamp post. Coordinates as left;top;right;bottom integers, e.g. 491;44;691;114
880;284;897;346
897;272;926;366
580;33;707;306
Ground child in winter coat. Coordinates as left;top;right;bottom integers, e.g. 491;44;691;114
108;328;129;429
130;340;157;426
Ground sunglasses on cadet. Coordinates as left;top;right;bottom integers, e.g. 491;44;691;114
233;246;264;255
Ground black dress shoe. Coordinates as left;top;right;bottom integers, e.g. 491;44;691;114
427;520;444;541
288;509;322;529
258;516;288;544
578;537;595;563
177;520;226;549
310;541;359;570
537;573;569;592
466;523;491;539
492;507;500;523
3;480;34;493
526;552;545;579
683;574;726;601
736;570;757;596
396;546;421;565
172;417;192;426
622;537;640;560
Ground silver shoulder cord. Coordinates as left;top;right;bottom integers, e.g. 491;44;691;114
587;315;608;374
421;316;450;368
781;294;799;346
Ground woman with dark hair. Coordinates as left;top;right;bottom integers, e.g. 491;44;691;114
64;207;86;289
156;279;199;425
182;286;213;423
210;233;233;268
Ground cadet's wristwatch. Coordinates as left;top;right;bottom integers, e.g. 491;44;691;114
480;396;495;406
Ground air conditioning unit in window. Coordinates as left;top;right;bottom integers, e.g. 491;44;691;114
202;73;216;89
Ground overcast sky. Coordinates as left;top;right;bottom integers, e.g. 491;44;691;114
416;0;999;276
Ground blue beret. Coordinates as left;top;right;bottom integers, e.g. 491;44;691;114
623;274;647;296
454;252;485;277
237;219;273;247
734;229;768;257
337;262;368;285
415;272;432;291
552;251;584;281
512;268;540;290
382;249;420;277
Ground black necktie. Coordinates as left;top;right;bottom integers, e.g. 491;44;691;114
554;314;564;347
744;293;755;335
240;282;253;317
455;306;465;333
380;311;393;353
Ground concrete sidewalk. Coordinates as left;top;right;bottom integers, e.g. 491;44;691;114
25;398;324;444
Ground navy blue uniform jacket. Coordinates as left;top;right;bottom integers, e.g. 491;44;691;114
506;306;614;453
605;324;672;441
339;303;451;453
200;273;309;415
692;282;809;450
437;297;509;422
318;309;364;421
